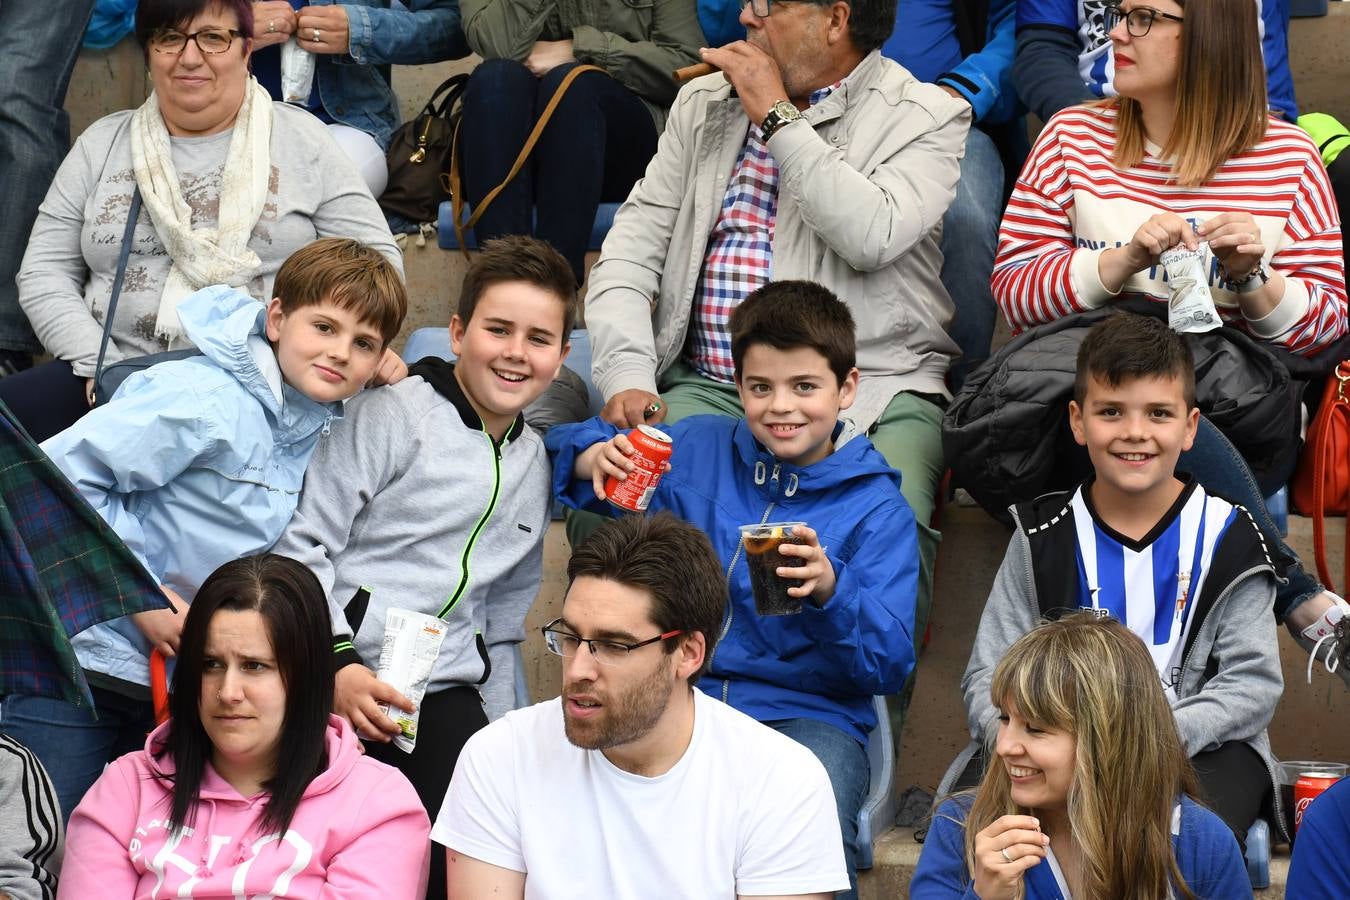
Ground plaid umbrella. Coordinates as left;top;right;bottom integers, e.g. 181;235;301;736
0;400;168;710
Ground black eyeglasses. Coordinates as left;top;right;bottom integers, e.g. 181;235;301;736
150;28;245;55
1106;5;1185;37
738;0;827;18
541;618;683;667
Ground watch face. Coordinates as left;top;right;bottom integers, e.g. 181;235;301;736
774;100;799;119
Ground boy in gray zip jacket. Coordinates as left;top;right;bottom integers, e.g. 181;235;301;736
962;313;1285;847
273;236;576;900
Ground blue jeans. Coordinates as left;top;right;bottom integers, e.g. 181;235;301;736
459;59;659;285
940;127;1004;393
769;717;869;900
0;0;95;354
0;687;155;824
1183;416;1319;621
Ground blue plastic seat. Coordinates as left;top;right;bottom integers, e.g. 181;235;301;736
856;696;896;870
437;201;621;252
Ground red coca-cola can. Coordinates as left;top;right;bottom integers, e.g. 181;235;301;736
1295;771;1341;831
604;424;673;513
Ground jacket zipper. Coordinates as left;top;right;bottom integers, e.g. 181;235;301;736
713;463;780;703
438;426;505;688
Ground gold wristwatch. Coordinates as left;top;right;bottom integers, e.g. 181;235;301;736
760;99;802;141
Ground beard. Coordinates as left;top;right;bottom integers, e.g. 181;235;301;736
562;654;677;751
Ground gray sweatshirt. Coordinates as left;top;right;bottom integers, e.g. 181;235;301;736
0;735;61;900
962;487;1288;838
273;361;551;720
17;103;401;378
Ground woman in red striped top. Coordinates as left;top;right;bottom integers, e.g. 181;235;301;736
993;0;1345;358
986;0;1350;685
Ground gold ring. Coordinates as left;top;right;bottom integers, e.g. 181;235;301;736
268;19;275;33
312;28;321;42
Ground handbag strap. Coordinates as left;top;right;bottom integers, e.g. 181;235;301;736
94;187;144;390
1309;363;1350;592
448;64;607;259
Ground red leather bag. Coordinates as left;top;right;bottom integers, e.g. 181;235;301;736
1292;362;1350;591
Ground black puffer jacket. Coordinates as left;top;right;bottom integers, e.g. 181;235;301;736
943;304;1302;524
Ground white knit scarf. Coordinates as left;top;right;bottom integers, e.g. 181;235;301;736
131;77;273;343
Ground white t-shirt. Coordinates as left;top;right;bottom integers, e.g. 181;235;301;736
432;690;849;898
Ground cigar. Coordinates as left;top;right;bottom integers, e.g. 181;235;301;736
673;62;718;82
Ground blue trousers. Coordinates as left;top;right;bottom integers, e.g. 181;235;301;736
940;126;1004;394
458;59;658;285
0;0;96;354
0;687;155;825
769;717;870;900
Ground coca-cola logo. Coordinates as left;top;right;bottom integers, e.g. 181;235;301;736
1295;795;1315;827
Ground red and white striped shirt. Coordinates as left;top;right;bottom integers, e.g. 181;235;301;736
993;104;1346;356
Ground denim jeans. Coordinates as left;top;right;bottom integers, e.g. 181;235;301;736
0;0;95;354
459;59;659;285
1183;416;1320;621
940;127;1004;393
768;717;870;900
0;687;155;824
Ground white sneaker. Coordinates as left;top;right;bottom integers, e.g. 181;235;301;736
1302;595;1350;685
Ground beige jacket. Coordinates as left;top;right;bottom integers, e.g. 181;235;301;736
585;50;972;434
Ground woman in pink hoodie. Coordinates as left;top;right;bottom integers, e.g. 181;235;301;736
59;554;431;899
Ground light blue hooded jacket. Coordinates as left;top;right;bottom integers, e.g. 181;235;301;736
41;286;341;688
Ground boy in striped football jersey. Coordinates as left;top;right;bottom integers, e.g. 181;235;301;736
963;313;1286;847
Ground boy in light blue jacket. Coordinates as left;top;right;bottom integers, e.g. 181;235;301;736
546;281;919;899
0;237;406;822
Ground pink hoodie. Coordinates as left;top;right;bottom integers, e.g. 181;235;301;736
59;715;430;899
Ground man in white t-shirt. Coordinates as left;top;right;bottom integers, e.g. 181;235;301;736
433;512;849;899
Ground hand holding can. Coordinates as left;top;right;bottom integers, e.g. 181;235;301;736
604;425;673;512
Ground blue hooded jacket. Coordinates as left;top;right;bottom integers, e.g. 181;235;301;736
42;286;341;688
547;414;919;743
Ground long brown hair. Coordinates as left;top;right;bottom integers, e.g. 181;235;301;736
963;614;1202;899
1113;0;1268;186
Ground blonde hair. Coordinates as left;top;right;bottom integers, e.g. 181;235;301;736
963;614;1201;899
1112;0;1268;186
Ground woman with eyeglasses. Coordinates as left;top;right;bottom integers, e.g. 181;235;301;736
1;0;401;444
985;0;1350;684
57;554;431;899
911;614;1250;900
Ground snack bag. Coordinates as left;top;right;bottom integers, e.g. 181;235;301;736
375;608;447;753
1160;244;1221;334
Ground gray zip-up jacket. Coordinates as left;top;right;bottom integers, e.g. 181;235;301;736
584;50;971;434
962;484;1288;839
273;360;550;720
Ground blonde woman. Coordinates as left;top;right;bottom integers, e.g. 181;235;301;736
911;614;1248;899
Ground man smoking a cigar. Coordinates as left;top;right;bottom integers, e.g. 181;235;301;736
584;0;970;757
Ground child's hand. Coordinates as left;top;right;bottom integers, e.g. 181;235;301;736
776;525;836;605
131;586;189;657
580;433;671;500
368;348;408;387
334;663;415;743
972;815;1047;900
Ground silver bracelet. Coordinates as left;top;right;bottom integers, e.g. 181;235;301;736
1232;263;1270;295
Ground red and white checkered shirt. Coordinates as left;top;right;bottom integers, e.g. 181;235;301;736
686;82;842;383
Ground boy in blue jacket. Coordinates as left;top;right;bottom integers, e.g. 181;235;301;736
547;280;919;898
1;237;405;822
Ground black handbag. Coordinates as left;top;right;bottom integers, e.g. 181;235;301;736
92;188;200;406
378;73;470;225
